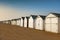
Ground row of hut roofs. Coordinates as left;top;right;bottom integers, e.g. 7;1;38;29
2;13;60;33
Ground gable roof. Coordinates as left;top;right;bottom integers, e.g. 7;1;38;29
26;16;30;19
17;18;21;20
24;17;30;20
7;20;11;21
21;17;25;20
30;15;37;19
51;13;60;17
39;15;46;20
11;19;18;21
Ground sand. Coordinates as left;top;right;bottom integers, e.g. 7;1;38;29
0;23;60;40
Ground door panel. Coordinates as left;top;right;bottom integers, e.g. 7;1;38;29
21;19;23;27
35;19;40;30
45;18;51;23
17;20;20;26
40;20;43;30
24;19;27;27
45;24;51;32
51;17;58;33
51;18;58;23
35;18;43;30
51;23;58;33
29;19;33;28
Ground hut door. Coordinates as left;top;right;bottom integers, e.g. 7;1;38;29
45;18;51;32
29;19;33;28
35;19;40;30
24;19;27;27
17;20;20;25
40;19;43;30
21;19;23;27
51;18;58;33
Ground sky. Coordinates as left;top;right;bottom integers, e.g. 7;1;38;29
0;0;60;21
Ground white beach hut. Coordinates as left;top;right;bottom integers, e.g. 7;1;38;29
20;17;25;27
24;17;29;28
0;21;3;23
5;20;10;24
3;21;7;24
2;21;5;23
45;13;60;33
35;15;46;30
11;19;17;25
16;18;21;26
7;20;11;24
28;15;37;28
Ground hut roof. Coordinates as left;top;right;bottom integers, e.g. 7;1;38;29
26;16;30;19
21;17;25;20
39;15;46;20
24;16;30;20
7;20;11;21
51;13;60;17
30;15;37;19
17;18;21;20
11;19;18;21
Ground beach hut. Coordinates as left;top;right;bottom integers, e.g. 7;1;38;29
35;15;46;30
24;17;29;28
28;15;37;28
3;21;7;24
45;13;60;33
20;17;25;27
11;19;17;25
0;21;3;23
16;18;21;26
7;20;11;24
5;20;9;24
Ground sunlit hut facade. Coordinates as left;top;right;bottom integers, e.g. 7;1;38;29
11;19;17;25
2;20;7;24
16;18;21;26
4;20;10;24
0;21;3;23
20;17;25;27
7;20;11;24
35;15;46;30
28;15;37;28
24;17;29;28
5;20;8;24
45;13;60;33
